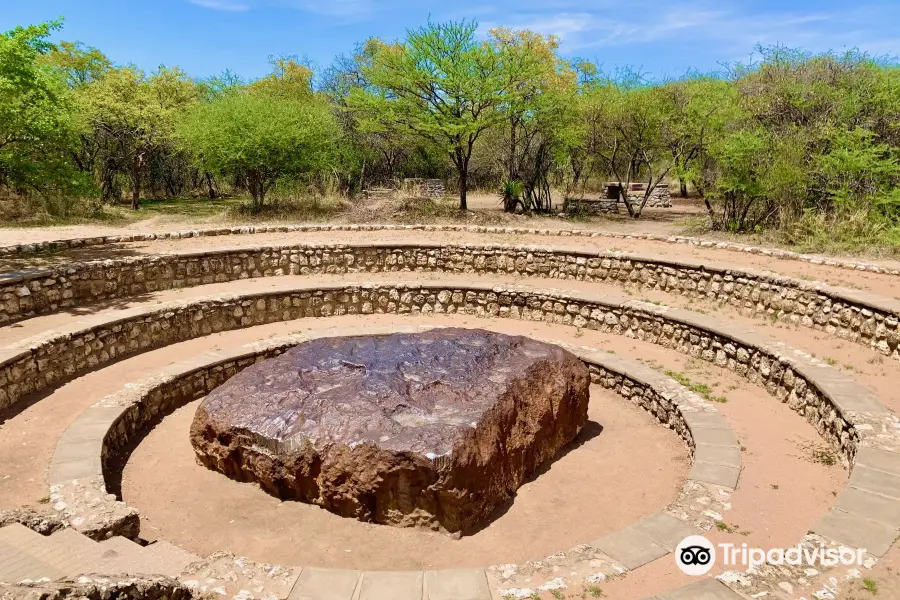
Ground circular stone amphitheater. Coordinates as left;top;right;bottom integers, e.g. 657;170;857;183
1;222;900;600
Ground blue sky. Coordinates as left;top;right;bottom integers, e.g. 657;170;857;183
2;0;899;81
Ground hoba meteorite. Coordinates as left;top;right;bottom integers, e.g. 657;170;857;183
190;328;590;534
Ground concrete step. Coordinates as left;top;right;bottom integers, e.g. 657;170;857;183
90;535;148;574
49;527;100;555
0;523;70;582
140;540;200;576
0;523;200;582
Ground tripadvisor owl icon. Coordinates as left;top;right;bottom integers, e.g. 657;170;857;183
676;535;716;575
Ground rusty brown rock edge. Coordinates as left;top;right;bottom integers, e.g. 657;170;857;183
189;330;590;535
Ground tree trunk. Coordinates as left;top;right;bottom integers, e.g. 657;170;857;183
508;116;518;181
452;146;469;211
247;169;265;213
458;168;468;211
205;172;217;199
130;153;142;210
680;179;688;197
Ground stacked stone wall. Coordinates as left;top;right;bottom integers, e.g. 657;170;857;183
1;283;864;466
2;244;897;358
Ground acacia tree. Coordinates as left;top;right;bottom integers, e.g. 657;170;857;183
177;89;339;212
348;20;550;210
489;27;577;212
80;65;197;208
0;20;84;198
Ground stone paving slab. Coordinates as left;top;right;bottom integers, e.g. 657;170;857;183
693;444;741;469
680;411;730;429
835;487;900;528
358;571;424;600
591;527;669;570
424;569;491;600
51;437;105;465
855;447;900;476
811;507;900;556
849;465;900;499
48;456;100;484
688;462;741;489
633;512;700;552
652;578;743;599
689;427;739;449
288;568;361;600
807;376;889;415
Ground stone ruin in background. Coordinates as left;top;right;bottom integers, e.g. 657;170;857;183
565;182;673;215
362;178;446;201
402;178;446;199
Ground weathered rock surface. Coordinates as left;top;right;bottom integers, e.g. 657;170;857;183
190;328;590;534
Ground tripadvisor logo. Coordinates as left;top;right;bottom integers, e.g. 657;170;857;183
675;535;867;575
676;535;716;575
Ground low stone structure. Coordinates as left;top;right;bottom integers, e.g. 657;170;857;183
48;325;737;590
604;182;673;208
44;300;900;598
1;243;898;362
2;575;196;600
191;329;589;534
1;223;898;278
402;178;445;198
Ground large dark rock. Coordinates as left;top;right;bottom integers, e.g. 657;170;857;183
190;328;590;534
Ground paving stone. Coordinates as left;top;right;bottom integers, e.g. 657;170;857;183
359;571;423;600
681;411;729;429
288;568;361;600
849;465;900;500
815;380;888;414
52;438;105;464
425;569;491;600
591;527;669;570
693;444;741;468
48;456;100;484
811;508;900;556
655;578;743;599
856;447;900;477
633;513;700;551
835;488;900;528
689;428;738;448
688;462;740;489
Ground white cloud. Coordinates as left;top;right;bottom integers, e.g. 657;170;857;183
186;0;374;18
188;0;250;11
474;0;900;59
292;0;374;18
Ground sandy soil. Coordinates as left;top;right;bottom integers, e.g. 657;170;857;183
123;385;685;571
0;194;704;246
0;229;882;597
0;303;840;570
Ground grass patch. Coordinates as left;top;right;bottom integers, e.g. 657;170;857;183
798;441;838;466
664;370;729;403
863;577;878;594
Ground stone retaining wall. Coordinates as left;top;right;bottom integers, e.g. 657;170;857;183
50;326;734;593
33;287;900;598
4;281;887;468
1;243;898;359
2;224;897;276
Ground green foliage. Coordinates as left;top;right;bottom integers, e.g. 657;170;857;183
4;16;900;252
176;91;339;212
78;64;199;207
0;19;92;204
348;20;558;209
